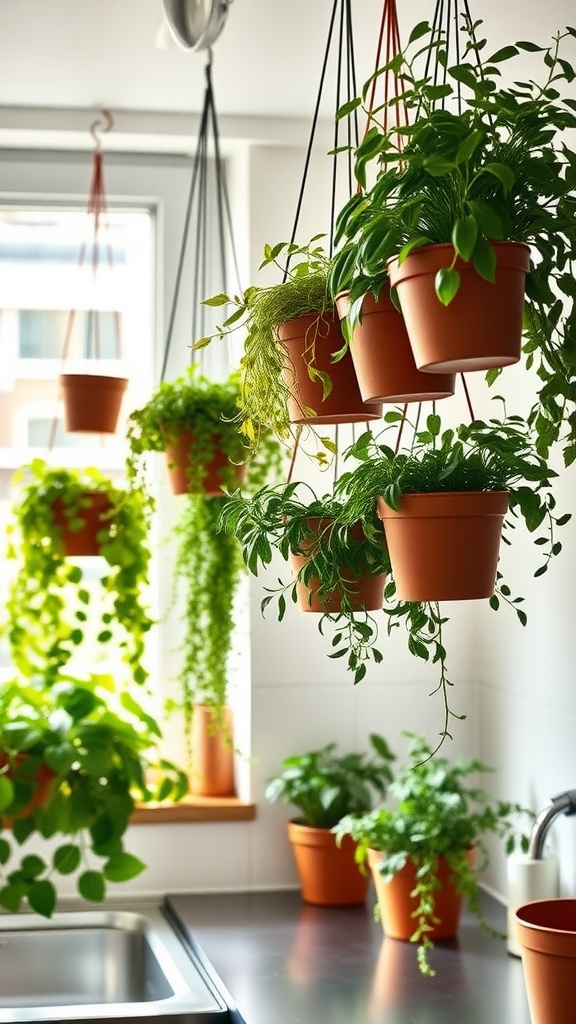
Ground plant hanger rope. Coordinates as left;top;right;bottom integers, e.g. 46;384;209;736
160;53;242;383
47;109;121;451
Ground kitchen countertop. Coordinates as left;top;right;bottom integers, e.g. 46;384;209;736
165;888;532;1024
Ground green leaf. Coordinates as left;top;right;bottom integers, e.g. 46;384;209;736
0;884;23;913
28;881;56;918
0;838;11;865
452;216;478;262
104;852;146;883
477;162;516;195
467;199;504;240
202;293;230;307
435;267;461;306
53;844;81;875
408;21;431;45
78;871;106;903
455;129;484;166
472;237;497;283
0;776;15;813
487;45;519;63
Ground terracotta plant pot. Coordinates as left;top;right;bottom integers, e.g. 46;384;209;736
164;430;246;496
334;290;456;403
189;705;235;798
289;518;386;613
278;310;383;423
52;491;112;557
376;490;509;602
387;241;530;373
287;821;370;906
60;373;128;433
368;848;472;941
515;898;576;1024
0;755;56;827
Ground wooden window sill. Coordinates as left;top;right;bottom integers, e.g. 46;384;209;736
131;796;257;824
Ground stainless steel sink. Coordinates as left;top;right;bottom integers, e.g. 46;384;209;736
0;903;231;1022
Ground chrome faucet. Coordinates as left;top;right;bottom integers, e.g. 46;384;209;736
527;790;576;859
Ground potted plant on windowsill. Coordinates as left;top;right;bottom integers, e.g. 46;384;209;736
5;459;154;687
330;19;576;462
334;731;533;976
266;734;396;906
219;479;391;685
0;670;187;918
198;237;382;459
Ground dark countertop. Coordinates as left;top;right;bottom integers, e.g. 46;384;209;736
165;889;532;1024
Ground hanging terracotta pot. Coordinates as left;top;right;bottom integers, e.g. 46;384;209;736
387;241;530;373
60;373;128;434
368;848;474;941
334;290;455;403
289;518;386;613
164;430;247;496
515;898;576;1024
278;310;383;423
376;490;509;602
189;705;235;798
52;491;112;557
0;755;56;828
287;821;370;906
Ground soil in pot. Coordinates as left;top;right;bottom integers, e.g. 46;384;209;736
289;518;386;613
52;491;112;557
287;821;370;906
278;311;383;423
60;373;128;434
387;241;530;374
376;490;509;602
515;898;576;1024
334;289;456;404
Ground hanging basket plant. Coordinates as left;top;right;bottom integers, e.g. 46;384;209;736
59;122;128;435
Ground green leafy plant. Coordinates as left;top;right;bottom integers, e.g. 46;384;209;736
126;366;253;493
265;734;396;829
4;460;154;687
196;237;337;455
330;19;576;463
334;731;532;976
0;670;187;918
336;409;570;746
219;479;391;684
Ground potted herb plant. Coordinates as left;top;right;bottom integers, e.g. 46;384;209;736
126;366;251;496
0;669;187;918
198;237;382;455
5;459;154;687
330;19;576;462
334;731;532;976
219;478;391;685
266;734;396;906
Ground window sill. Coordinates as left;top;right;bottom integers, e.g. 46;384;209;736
131;796;257;824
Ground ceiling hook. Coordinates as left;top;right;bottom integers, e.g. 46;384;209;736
89;109;114;150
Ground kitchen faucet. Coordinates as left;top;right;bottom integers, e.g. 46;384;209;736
527;790;576;859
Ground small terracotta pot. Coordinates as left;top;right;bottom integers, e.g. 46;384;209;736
60;373;128;433
515;898;576;1024
368;848;473;941
287;821;370;906
387;241;530;373
164;431;247;496
278;310;383;423
289;518;386;613
334;289;455;403
0;755;56;827
189;705;235;798
377;490;509;602
52;491;112;557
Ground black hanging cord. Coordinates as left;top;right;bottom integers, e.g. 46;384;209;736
160;55;242;382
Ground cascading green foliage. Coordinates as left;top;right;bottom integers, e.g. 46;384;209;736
197;238;335;451
334;731;533;977
329;19;576;465
173;495;244;748
4;460;153;687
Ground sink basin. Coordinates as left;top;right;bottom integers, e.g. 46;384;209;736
0;903;231;1022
